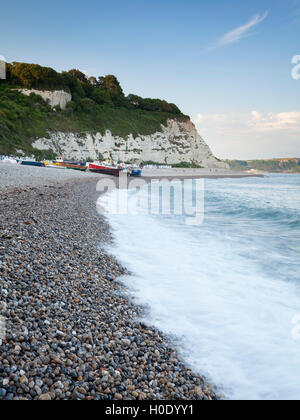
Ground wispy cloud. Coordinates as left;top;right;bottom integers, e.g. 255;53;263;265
193;111;300;159
216;11;269;47
195;110;300;133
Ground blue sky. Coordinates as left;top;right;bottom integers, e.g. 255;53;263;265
1;0;300;158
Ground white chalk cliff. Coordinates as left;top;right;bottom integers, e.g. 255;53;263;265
18;89;72;110
32;119;227;168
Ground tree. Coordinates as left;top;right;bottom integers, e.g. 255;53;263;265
61;71;78;89
126;94;143;108
88;76;98;86
98;75;123;94
91;88;113;106
78;98;95;112
7;62;62;90
97;75;125;106
68;69;88;84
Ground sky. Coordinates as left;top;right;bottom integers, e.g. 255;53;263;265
1;0;299;159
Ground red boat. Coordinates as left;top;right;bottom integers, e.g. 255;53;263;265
88;163;122;177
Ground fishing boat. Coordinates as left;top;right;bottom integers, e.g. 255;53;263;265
65;165;87;172
44;161;67;169
21;161;45;167
54;161;87;171
130;167;142;177
88;162;122;176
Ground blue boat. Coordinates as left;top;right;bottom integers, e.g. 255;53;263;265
130;167;142;177
21;161;45;167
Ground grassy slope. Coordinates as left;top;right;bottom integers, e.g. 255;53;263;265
0;85;188;157
226;159;300;173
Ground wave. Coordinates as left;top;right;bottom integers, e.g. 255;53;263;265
98;174;300;400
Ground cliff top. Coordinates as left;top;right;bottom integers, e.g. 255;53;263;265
0;62;189;156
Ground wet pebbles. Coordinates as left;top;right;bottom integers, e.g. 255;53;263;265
0;177;218;400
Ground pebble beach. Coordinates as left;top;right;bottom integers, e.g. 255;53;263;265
0;163;218;401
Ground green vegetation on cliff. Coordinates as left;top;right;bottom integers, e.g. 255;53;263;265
226;159;300;173
0;62;188;156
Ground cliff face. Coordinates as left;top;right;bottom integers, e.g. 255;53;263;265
32;119;227;168
18;89;72;109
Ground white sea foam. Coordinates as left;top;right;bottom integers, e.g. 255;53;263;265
98;174;300;400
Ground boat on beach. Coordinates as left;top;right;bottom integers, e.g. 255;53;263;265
44;161;67;169
88;162;122;176
21;161;45;167
130;167;142;177
52;161;87;171
17;157;142;176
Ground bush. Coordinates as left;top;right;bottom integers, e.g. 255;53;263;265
78;98;95;112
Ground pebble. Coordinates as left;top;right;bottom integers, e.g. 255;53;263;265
39;393;52;401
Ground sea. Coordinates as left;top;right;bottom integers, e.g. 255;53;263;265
97;174;300;400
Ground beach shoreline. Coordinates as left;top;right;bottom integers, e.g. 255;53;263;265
0;163;264;193
0;165;223;400
140;168;264;180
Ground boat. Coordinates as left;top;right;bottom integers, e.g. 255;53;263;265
21;161;45;167
130;167;142;177
65;166;87;172
44;162;67;169
54;161;87;171
88;162;122;176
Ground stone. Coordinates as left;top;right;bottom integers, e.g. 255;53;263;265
121;339;131;347
0;388;7;398
38;393;52;401
34;386;42;396
194;386;202;395
0;302;7;312
19;376;28;384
